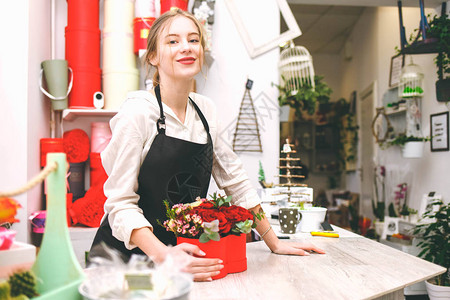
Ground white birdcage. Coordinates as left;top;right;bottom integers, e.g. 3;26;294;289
278;42;315;94
399;57;424;98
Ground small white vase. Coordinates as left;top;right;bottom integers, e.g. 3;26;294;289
374;220;385;237
402;141;424;158
297;207;327;232
425;279;450;300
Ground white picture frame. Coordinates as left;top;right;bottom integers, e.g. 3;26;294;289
224;0;301;58
381;217;400;240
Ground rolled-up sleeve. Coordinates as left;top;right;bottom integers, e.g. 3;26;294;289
101;98;156;250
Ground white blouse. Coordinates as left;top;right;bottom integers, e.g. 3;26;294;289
101;90;261;250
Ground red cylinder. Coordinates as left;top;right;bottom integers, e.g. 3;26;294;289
65;27;101;69
67;0;100;29
69;67;102;108
40;138;64;167
89;152;108;187
160;0;188;14
133;17;155;54
226;234;247;273
177;236;228;280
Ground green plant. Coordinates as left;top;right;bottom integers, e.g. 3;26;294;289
427;13;450;80
372;201;386;221
274;75;333;118
387;134;431;147
413;200;450;286
388;202;398;217
332;98;358;169
7;270;38;299
258;161;265;182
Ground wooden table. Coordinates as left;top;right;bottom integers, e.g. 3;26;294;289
190;228;446;300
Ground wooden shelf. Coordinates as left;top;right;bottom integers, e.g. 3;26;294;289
401;39;439;55
63;109;118;121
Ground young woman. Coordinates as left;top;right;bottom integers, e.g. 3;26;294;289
90;9;324;282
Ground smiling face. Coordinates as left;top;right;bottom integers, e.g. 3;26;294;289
149;16;204;84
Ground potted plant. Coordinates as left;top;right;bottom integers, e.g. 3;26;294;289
413;200;450;299
387;134;430;158
160;193;262;279
427;13;450;102
274;75;332;120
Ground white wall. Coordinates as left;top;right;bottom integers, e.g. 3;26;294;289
0;0;52;242
314;54;342;100
197;0;280;192
339;5;450;218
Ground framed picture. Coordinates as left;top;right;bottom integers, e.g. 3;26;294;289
224;0;301;58
381;217;400;240
430;111;449;152
389;54;405;88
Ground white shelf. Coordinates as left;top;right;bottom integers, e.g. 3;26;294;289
385;107;407;116
63;109;118;121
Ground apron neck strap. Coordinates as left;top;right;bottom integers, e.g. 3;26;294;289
154;85;211;134
189;97;210;133
154;85;166;134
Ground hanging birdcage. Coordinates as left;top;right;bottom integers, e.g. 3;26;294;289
278;42;315;95
399;58;424;98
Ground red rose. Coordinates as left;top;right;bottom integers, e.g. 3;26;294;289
220;205;254;224
194;208;232;234
199;201;215;209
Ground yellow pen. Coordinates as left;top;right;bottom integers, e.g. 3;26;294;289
310;231;339;238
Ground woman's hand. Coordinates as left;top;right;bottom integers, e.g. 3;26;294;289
168;243;224;282
270;240;326;256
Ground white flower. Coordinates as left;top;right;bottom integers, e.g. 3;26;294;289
203;219;219;233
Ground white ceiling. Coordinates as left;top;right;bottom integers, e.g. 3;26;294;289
285;0;445;55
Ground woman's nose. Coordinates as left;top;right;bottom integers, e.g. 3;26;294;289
180;40;192;52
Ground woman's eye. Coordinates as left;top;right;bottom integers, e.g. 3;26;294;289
169;40;178;44
190;39;199;43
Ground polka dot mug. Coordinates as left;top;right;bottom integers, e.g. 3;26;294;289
278;208;301;234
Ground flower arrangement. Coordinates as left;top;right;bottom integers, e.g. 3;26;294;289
161;193;259;243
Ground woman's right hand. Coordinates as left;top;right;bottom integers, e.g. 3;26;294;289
168;243;224;282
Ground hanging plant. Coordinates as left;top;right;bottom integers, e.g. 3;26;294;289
427;13;450;80
428;13;450;101
386;134;431;147
274;75;333;119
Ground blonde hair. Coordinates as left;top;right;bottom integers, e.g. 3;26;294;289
143;9;206;87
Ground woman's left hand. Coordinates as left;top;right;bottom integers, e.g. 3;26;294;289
271;240;326;256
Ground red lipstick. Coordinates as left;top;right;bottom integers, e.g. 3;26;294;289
177;57;196;65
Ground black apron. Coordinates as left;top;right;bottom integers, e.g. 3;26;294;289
90;85;213;259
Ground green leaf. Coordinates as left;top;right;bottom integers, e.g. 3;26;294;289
236;220;253;234
199;233;210;243
209;232;220;241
